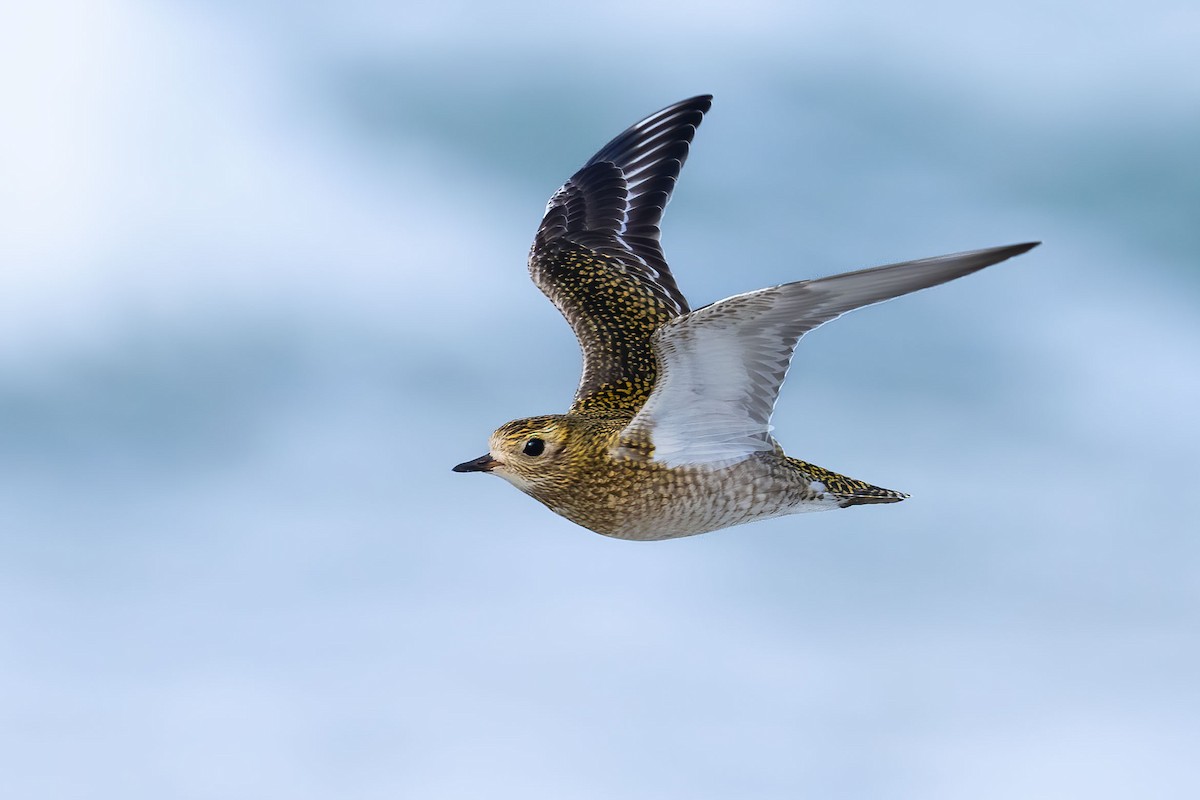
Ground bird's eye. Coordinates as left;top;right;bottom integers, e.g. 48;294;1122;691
523;437;545;457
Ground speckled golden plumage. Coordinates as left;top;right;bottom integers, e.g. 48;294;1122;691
460;414;845;541
529;246;666;416
453;95;1038;540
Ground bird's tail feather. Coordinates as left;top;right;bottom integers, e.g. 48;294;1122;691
786;457;908;507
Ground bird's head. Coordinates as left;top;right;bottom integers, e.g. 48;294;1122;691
452;414;580;495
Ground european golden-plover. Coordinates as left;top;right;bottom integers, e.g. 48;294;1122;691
454;95;1037;540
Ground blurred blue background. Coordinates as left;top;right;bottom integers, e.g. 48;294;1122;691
2;1;1198;798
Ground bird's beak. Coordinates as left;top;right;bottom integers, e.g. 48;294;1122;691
453;454;499;473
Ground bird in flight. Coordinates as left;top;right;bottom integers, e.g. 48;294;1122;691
454;95;1037;540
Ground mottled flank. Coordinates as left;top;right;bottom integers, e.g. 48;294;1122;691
454;95;1037;540
478;415;854;540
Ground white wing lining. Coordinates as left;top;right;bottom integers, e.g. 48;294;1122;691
616;243;1039;466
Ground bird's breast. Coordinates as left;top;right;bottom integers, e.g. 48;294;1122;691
541;453;838;540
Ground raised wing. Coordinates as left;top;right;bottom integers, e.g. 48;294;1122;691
530;95;712;415
617;242;1040;466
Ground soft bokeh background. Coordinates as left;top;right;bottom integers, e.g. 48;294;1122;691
2;1;1197;798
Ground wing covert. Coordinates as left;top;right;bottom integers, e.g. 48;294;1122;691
529;95;713;414
617;242;1040;466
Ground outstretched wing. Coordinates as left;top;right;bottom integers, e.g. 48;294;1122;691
530;95;712;415
617;242;1040;465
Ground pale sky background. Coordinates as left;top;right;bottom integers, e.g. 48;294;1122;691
1;1;1198;798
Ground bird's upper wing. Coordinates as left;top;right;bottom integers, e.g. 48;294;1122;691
529;95;712;415
616;242;1040;466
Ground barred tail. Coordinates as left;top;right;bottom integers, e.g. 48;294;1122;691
785;457;908;508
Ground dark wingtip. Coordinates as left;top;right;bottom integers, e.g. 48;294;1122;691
976;241;1040;262
949;240;1041;274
